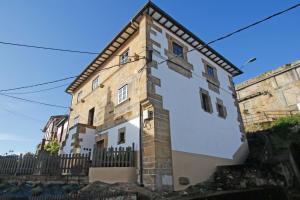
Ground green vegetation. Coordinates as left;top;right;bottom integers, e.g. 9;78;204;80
44;139;60;155
268;114;300;154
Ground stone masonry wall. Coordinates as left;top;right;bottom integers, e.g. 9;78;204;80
140;16;173;191
68;16;148;134
236;59;300;129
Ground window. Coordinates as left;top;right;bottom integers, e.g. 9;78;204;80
88;108;95;126
217;104;225;118
120;49;129;64
201;93;211;112
207;65;215;78
216;98;227;118
118;127;126;144
92;76;99;91
77;91;82;103
74;116;79;125
172;42;183;58
118;84;128;104
200;88;212;113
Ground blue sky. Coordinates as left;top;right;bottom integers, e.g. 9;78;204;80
0;0;299;154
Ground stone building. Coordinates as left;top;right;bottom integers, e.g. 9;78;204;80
63;2;248;191
236;59;300;130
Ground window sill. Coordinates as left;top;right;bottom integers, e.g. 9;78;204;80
202;108;213;114
115;98;131;108
218;115;226;119
164;49;193;71
202;72;220;86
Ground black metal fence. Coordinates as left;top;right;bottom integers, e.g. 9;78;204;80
92;144;135;167
0;153;90;176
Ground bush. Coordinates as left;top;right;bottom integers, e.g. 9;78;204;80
267;114;300;154
44;139;60;155
272;114;300;131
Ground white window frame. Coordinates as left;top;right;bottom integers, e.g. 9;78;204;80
118;84;128;104
120;49;129;65
92;76;99;91
77;91;82;103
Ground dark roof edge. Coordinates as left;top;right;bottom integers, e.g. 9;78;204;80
66;1;242;94
65;2;149;94
147;1;242;76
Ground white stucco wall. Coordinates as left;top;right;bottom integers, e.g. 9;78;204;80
60;125;96;156
61;121;69;144
150;22;243;159
79;127;96;156
98;117;140;150
61;127;75;155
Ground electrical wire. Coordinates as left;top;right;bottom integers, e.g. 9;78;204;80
0;3;299;106
0;41;100;55
205;3;300;47
1;83;69;95
0;76;77;93
158;2;300;66
0;93;69;109
0;57;145;93
0;41;145;57
0;57;146;108
0;105;44;123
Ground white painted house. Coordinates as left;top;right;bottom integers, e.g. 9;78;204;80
62;2;248;191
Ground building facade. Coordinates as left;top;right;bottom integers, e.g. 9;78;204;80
64;2;248;191
41;115;68;152
236;59;300;131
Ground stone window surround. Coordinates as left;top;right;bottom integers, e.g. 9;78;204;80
228;75;235;92
77;91;83;103
96;132;108;148
216;98;227;119
118;127;126;145
92;76;99;91
164;33;194;78
199;88;213;113
202;59;220;93
120;48;129;65
117;84;128;104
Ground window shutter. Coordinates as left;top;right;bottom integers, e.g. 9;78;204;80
200;93;205;110
223;106;227;118
208;95;213;113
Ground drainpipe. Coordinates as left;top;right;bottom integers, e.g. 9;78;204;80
139;102;144;187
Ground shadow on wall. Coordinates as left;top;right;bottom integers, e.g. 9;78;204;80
96;86;141;150
103;87;115;127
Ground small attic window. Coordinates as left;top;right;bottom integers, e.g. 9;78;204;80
77;91;82;103
92;76;99;91
207;66;215;77
120;49;129;64
172;42;183;58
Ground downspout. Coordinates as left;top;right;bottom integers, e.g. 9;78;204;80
139;102;144;187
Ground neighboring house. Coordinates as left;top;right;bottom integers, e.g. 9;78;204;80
236;59;300;130
56;116;69;154
64;2;248;191
41;115;68;149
